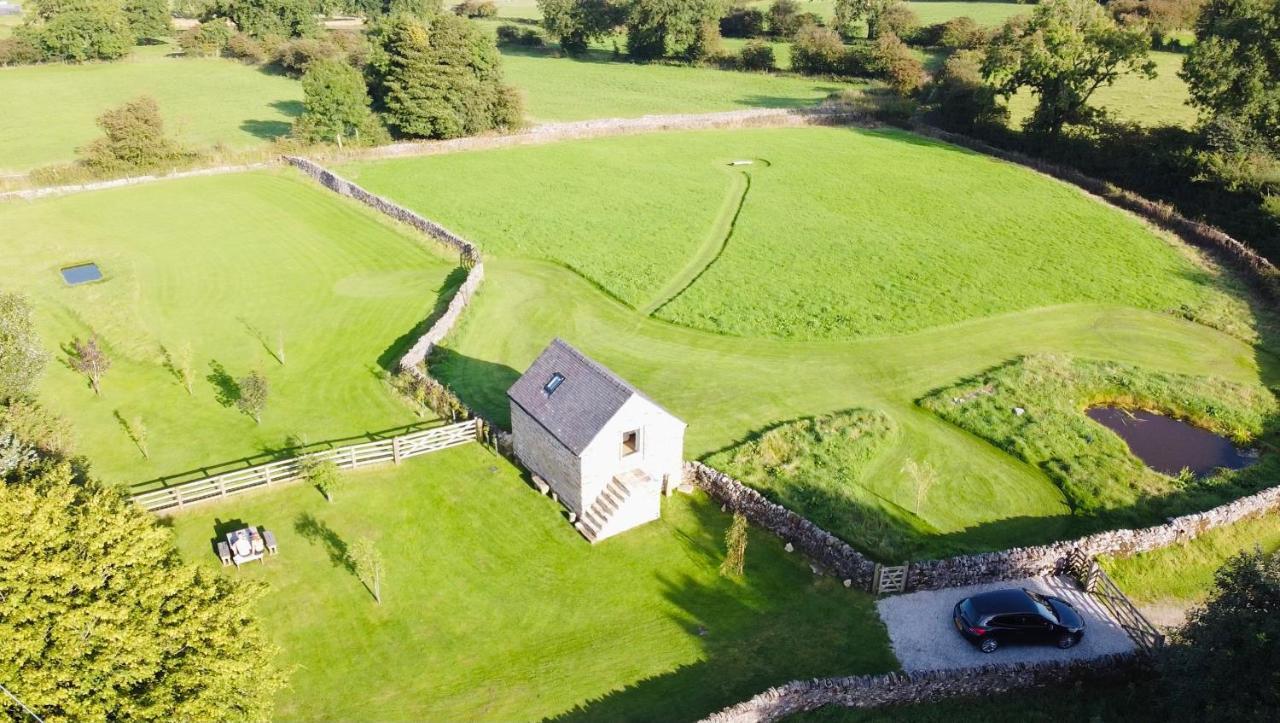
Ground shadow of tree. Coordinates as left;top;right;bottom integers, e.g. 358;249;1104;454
294;512;355;574
207;360;241;407
240;119;292;140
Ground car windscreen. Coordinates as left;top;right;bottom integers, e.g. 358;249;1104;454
959;599;977;622
1024;590;1059;623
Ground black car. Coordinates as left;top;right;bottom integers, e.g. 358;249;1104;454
953;588;1085;653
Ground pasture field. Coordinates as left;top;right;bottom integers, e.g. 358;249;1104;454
341;127;1244;339
0;42;302;173
0;170;457;486
168;444;896;720
341;126;1274;560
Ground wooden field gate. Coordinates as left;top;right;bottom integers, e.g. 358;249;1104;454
1066;548;1165;653
131;419;481;513
873;563;908;595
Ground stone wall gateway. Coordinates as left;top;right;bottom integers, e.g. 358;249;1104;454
701;653;1142;723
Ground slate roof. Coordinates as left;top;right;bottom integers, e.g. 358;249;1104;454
507;338;677;456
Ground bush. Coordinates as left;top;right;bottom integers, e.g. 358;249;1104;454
766;0;804;38
202;0;319;39
720;4;765;38
451;0;496;17
178;19;233;57
496;23;545;47
0;36;43;66
739;39;775;71
79;96;194;173
292;58;389;147
273;35;341;76
939;16;986;49
791;22;844;75
225;31;267;62
927;49;1007;132
123;0;172;42
871;2;918;41
874;32;925;95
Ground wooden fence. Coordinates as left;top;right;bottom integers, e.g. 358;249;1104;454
1066;549;1165;653
130;419;481;513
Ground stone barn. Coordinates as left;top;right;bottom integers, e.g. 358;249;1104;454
507;338;686;543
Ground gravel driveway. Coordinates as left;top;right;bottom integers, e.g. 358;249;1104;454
876;576;1136;671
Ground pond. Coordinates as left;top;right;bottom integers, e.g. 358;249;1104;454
1086;406;1256;478
60;262;102;286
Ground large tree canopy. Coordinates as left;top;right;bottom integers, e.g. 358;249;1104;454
202;0;319;39
0;460;285;720
537;0;626;54
1181;0;1280;150
624;0;723;60
1158;549;1280;720
983;0;1155;136
17;0;134;62
294;58;388;146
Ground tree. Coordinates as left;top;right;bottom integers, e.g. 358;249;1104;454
79;96;191;173
301;455;344;502
17;0;133;62
833;0;874;39
720;3;765;38
236;370;269;423
872;1;917;41
0;292;46;404
739;39;775;70
790;22;844;75
350;536;385;603
1181;0;1280;153
202;0;319;39
350;0;441;20
983;0;1155;136
624;0;724;61
0;462;286;719
370;13;522;139
719;511;749;577
1158;549;1280;720
902;459;937;514
293;58;388;147
68;335;110;396
178;18;233;56
122;0;172;42
874;32;924;95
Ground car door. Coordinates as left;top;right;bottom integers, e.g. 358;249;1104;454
986;614;1019;642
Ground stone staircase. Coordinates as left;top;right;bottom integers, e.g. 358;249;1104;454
575;476;637;544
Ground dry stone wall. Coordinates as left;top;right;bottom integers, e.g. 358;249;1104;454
686;461;878;586
702;653;1141;723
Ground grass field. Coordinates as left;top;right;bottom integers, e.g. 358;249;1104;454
0;170;457;486
342;127;1244;339
168;443;897;720
340;126;1274;560
493;0;1031;26
0;43;302;173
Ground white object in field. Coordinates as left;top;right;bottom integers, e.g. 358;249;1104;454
729;160;753;166
1014;407;1026;416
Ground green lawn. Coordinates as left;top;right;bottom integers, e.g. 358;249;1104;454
1008;51;1196;128
168;443;897;720
0;170;457;486
338;126;1274;560
0;43;302;173
341;127;1243;340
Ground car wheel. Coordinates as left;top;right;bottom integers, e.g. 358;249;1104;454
980;638;998;654
1057;634;1077;649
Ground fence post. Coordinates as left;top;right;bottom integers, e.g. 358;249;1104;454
175;487;184;510
349;446;358;469
219;478;227;498
393;435;403;465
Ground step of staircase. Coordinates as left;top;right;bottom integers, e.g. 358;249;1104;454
576;476;638;544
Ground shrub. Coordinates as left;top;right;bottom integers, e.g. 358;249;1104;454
496;23;545;47
871;1;918;41
939;16;986;49
927;49;1007;132
765;0;804;38
451;0;496;17
824;87;917;126
720;4;765;38
292;58;389;147
839;40;877;76
179;19;233;56
202;0;319;39
79;96;193;173
791;22;844;75
739;39;775;71
874;32;925;95
225;31;267;62
272;35;341;76
0;36;43;66
123;0;172;42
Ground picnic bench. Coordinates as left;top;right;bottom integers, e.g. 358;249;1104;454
219;527;279;567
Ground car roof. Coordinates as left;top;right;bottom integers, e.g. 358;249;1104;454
965;588;1040;616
